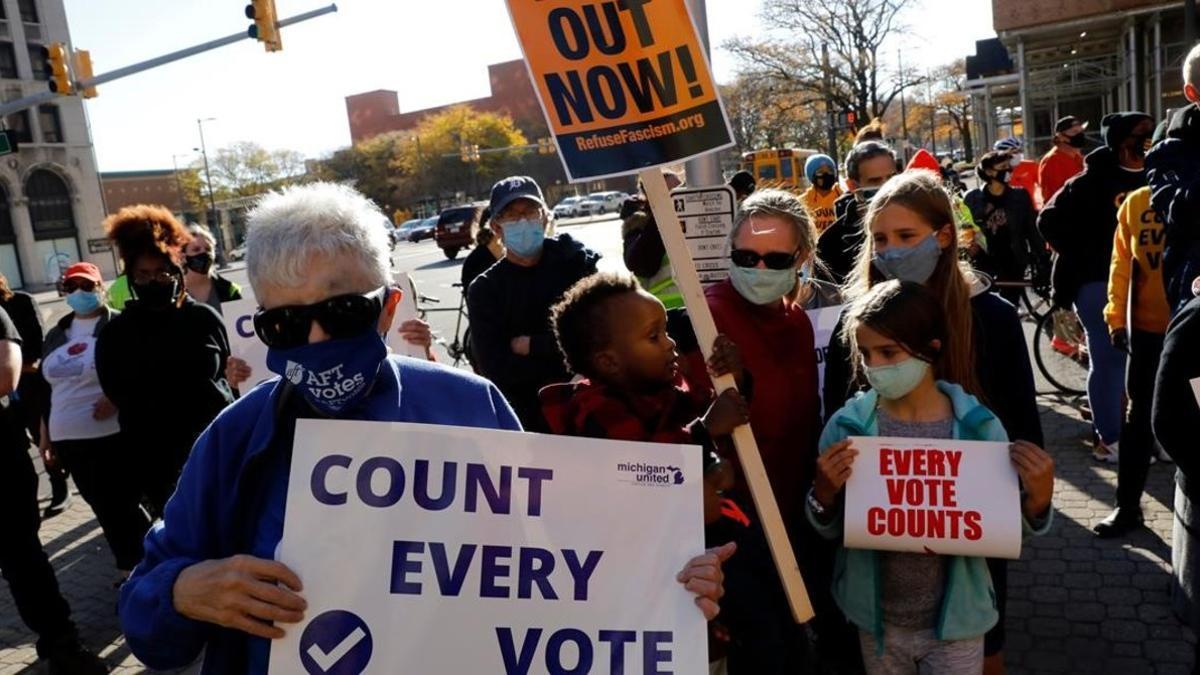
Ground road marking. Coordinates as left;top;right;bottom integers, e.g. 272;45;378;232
306;626;366;671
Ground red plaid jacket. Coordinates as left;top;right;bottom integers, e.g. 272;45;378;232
539;378;713;451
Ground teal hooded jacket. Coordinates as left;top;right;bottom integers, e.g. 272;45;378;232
805;382;1053;647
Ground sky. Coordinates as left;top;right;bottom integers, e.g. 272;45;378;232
63;0;995;172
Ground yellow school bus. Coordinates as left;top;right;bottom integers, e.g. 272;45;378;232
740;148;820;190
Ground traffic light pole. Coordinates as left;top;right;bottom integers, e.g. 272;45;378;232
0;3;338;118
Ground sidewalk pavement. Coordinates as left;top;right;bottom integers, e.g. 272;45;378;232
0;395;1193;673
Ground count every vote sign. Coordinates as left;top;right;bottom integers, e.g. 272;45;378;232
269;420;707;674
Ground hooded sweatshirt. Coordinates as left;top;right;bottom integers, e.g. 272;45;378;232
467;233;601;431
1104;186;1170;335
1146;103;1200;315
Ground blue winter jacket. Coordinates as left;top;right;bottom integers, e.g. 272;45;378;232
805;382;1053;649
117;355;520;674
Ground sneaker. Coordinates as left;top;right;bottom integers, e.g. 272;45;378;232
1051;335;1079;357
1093;507;1145;538
42;493;73;520
46;641;108;675
1093;440;1119;464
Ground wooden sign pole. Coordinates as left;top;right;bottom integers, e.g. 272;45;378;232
640;167;815;623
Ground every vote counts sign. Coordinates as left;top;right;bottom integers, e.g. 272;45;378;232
506;0;735;181
270;420;707;674
843;436;1023;559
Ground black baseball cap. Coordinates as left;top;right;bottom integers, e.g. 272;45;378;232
489;176;546;218
1055;116;1088;134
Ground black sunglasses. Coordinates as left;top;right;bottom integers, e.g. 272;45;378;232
730;248;800;271
253;287;388;350
62;279;97;293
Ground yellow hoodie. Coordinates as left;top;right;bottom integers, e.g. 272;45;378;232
1104;186;1169;335
801;184;842;234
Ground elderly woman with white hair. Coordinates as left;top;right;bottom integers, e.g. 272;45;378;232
117;183;729;674
182;224;243;314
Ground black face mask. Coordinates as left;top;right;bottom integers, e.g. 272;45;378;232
1067;134;1087;149
1130;135;1153;159
185;252;214;274
813;174;837;190
132;279;179;308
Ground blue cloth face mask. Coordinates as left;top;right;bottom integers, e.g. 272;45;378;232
66;290;102;314
502;219;546;258
730;264;798;305
864;356;931;400
266;328;388;415
872;234;942;284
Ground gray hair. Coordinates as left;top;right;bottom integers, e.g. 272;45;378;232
1185;42;1200;89
729;188;815;255
245;182;391;291
186;224;216;250
845;141;898;182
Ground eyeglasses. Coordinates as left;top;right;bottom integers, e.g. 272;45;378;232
132;271;177;285
62;279;97;293
730;249;800;270
253;287;387;350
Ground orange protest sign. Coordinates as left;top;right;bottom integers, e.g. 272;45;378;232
505;0;734;181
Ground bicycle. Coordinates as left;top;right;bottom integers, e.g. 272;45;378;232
995;280;1088;396
416;282;472;369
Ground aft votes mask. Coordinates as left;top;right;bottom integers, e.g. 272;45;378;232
266;327;387;416
872;234;941;285
502;219;546;258
730;264;798;305
864;356;930;400
66;290;102;314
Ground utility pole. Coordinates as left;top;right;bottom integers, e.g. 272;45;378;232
196;117;225;267
898;50;909;163
682;0;722;187
823;44;839;164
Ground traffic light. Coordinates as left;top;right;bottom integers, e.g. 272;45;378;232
245;0;282;52
73;49;96;99
537;137;556;155
46;42;72;95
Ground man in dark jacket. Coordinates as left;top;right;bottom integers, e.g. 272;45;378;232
816;141;898;285
964;150;1048;306
468;176;600;431
1147;43;1200;316
1039;112;1155;463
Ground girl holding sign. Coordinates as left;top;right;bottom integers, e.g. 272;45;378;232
807;280;1054;674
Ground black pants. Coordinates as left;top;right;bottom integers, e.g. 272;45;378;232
0;444;79;657
56;434;151;571
1117;330;1166;509
134;434;194;520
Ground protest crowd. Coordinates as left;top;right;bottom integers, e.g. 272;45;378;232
7;11;1200;675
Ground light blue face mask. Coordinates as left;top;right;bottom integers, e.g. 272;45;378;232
502;219;546;258
864;356;931;400
872;234;942;284
66;290;102;314
730;264;798;305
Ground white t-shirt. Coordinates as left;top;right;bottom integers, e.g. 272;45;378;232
42;316;120;442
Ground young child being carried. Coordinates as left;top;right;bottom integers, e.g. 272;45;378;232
807;279;1055;674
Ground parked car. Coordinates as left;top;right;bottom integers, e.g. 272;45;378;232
410;216;437;242
585;191;629;215
227;243;247;262
395;218;423;243
436;204;485;259
553;196;587;218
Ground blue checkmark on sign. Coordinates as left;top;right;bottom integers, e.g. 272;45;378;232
298;610;373;675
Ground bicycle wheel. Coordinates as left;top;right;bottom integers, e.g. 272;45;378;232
1033;309;1088;395
1020;286;1051;323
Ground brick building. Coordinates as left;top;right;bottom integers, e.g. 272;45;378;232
100;169;189;215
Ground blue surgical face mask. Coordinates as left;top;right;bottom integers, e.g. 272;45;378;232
729;264;798;305
864;356;931;400
66;290;101;314
502;219;546;258
872;234;942;284
266;328;388;415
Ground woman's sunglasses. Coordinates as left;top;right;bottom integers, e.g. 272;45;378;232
730;249;800;271
253;287;388;350
62;279;97;293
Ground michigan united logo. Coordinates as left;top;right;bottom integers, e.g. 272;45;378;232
616;462;685;486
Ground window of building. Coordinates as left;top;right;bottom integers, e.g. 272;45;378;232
27;169;75;240
28;44;48;81
0;3;8;20
38;105;61;143
0;43;16;79
0;184;13;244
18;0;38;24
6;111;31;144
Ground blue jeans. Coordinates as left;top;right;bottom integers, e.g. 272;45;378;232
1074;281;1127;444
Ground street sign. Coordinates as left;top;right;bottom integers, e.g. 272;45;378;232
86;238;112;254
671;185;735;286
0;129;19;157
505;0;734;182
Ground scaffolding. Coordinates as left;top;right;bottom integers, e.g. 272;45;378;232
967;1;1193;157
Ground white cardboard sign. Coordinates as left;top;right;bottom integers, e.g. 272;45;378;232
806;304;845;416
269;420;707;674
843;436;1022;559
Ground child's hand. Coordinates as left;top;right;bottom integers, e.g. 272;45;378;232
814;440;858;508
1010;440;1054;519
702;389;749;437
707;335;744;386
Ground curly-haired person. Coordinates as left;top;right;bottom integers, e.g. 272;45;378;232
95;204;234;519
